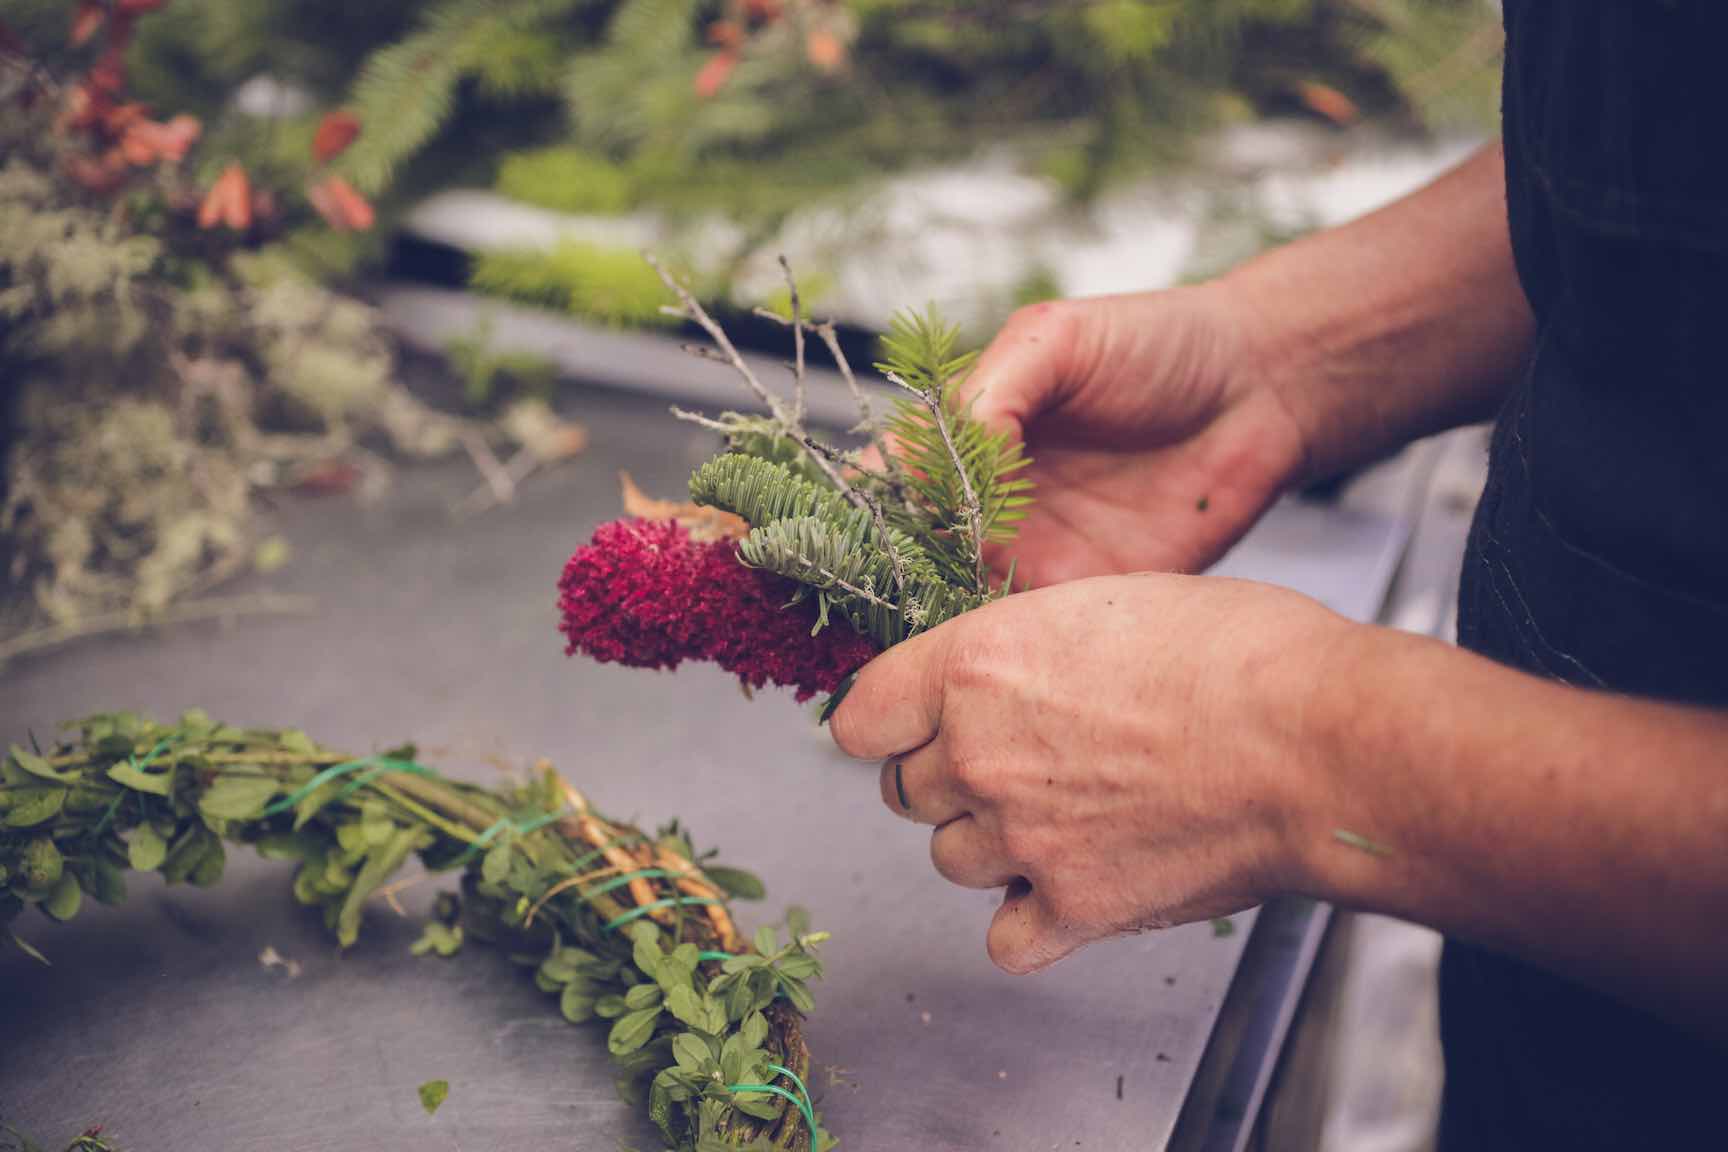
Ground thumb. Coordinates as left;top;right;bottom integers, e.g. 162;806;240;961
958;300;1084;440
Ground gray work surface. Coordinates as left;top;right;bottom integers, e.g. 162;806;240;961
0;385;1409;1151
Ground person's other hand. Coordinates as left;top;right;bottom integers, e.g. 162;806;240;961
828;572;1348;973
961;286;1307;586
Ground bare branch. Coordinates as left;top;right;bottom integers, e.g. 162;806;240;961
679;343;736;367
646;254;790;425
647;252;874;521
669;405;736;433
812;321;866;425
862;490;907;595
799;557;892;610
779;255;807;424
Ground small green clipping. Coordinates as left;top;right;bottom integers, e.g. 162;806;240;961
1209;917;1235;939
418;1079;449;1117
1332;828;1393;858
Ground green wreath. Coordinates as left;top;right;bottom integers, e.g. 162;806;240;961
0;711;833;1152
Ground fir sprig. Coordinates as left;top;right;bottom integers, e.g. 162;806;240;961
0;713;833;1152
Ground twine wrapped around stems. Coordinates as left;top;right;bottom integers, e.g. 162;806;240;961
0;712;831;1151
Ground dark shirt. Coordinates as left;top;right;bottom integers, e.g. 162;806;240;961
1444;2;1728;1148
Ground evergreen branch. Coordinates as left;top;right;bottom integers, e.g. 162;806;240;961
689;454;936;584
885;367;986;589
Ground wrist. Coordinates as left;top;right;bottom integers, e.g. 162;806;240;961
1272;615;1403;904
1192;270;1323;491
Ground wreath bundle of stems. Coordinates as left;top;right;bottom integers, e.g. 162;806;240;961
0;711;832;1152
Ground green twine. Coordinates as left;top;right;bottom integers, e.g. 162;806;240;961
450;806;568;867
95;739;169;839
578;868;671;900
697;950;734;963
261;755;437;818
602;896;720;932
728;1062;817;1141
565;833;646;873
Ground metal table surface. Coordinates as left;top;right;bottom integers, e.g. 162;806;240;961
0;383;1411;1152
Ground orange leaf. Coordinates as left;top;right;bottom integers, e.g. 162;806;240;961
69;2;104;47
119;113;200;166
199;163;252;231
1299;81;1360;127
694;51;737;100
306;174;375;232
312;109;361;164
806;29;845;74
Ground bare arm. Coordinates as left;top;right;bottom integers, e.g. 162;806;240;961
1221;141;1534;481
830;572;1728;1034
1299;624;1728;1031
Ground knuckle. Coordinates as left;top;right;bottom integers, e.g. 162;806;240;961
944;625;1013;693
946;745;993;797
1005;298;1076;340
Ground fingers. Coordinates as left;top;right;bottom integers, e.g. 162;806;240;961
987;879;1086;975
959;300;1081;435
929;815;1020;889
829;624;952;760
878;733;969;827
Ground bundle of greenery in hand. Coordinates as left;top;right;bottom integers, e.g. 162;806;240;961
0;712;834;1151
558;258;1033;704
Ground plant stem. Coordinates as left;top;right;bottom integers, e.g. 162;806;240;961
648;254;874;524
885;370;986;589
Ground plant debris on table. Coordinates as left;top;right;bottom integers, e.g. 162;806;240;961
0;712;833;1151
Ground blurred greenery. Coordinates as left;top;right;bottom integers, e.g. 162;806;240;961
109;0;1500;216
1;0;1503;328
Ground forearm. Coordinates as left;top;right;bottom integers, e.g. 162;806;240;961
1296;623;1728;1031
1220;142;1533;481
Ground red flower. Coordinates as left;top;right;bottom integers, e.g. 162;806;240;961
558;518;879;702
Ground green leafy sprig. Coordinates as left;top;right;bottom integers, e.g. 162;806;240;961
0;712;833;1152
655;258;1032;653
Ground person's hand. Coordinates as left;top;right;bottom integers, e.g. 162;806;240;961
959;286;1308;587
828;572;1349;973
